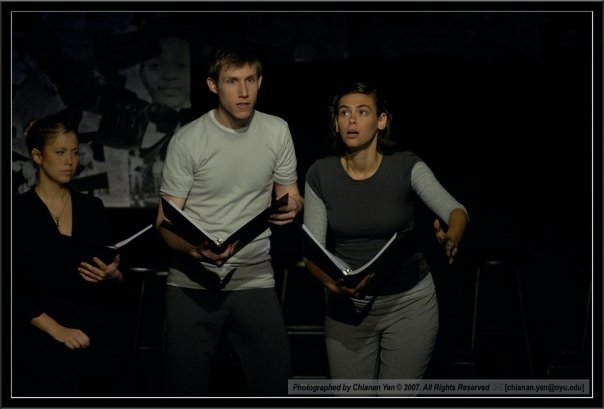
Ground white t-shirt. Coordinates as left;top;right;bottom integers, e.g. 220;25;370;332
160;109;298;290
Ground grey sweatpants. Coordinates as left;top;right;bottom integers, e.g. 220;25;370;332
325;273;439;381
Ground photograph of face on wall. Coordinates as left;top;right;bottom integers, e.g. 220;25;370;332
12;13;195;207
11;11;353;208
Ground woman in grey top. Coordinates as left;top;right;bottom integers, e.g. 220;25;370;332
303;80;469;384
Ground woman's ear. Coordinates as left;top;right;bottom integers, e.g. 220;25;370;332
31;148;42;166
377;112;388;130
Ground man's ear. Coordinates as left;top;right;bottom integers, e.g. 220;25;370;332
207;77;217;94
257;75;263;90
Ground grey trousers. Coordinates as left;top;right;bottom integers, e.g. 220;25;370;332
163;286;292;396
325;273;439;382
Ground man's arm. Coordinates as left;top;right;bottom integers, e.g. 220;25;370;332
269;182;304;226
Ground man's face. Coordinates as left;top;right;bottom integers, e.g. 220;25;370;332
207;63;262;129
140;36;191;110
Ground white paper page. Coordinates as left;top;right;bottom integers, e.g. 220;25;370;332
114;224;154;249
302;224;352;274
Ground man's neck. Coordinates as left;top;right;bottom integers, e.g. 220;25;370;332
213;107;252;130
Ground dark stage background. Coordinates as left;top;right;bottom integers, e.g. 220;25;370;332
6;4;599;398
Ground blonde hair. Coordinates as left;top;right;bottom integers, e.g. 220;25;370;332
23;115;77;154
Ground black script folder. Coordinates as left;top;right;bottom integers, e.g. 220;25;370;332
301;224;417;288
160;193;289;253
61;224;154;265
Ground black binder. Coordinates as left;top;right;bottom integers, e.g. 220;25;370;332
301;224;418;289
160;193;289;253
59;224;154;265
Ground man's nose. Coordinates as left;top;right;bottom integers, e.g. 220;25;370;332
238;82;249;97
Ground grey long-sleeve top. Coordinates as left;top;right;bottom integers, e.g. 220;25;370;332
303;151;468;296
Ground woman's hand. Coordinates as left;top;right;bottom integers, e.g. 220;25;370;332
434;219;459;264
334;273;375;298
78;255;122;282
32;313;91;350
52;326;91;350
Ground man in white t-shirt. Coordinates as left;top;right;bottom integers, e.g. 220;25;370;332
156;45;303;397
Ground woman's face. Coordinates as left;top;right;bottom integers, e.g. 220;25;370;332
335;92;387;152
33;131;79;185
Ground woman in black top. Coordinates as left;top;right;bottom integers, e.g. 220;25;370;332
12;114;124;396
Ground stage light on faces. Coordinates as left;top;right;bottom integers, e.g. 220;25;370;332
32;131;79;184
207;64;262;129
336;93;387;151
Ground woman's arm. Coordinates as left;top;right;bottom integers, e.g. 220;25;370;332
303;183;372;295
434;208;468;264
412;161;469;264
30;313;90;350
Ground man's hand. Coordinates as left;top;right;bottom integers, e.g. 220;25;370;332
269;195;303;226
191;241;238;266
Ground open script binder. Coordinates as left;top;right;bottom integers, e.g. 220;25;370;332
301;224;411;288
61;223;154;264
160;193;289;253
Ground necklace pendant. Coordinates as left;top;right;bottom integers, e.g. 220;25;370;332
55;217;60;227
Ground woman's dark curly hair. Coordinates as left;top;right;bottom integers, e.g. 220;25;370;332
329;80;396;155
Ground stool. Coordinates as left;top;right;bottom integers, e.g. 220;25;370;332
279;260;329;379
472;259;535;378
126;267;168;396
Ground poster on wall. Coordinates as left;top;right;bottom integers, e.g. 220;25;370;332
11;12;193;207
